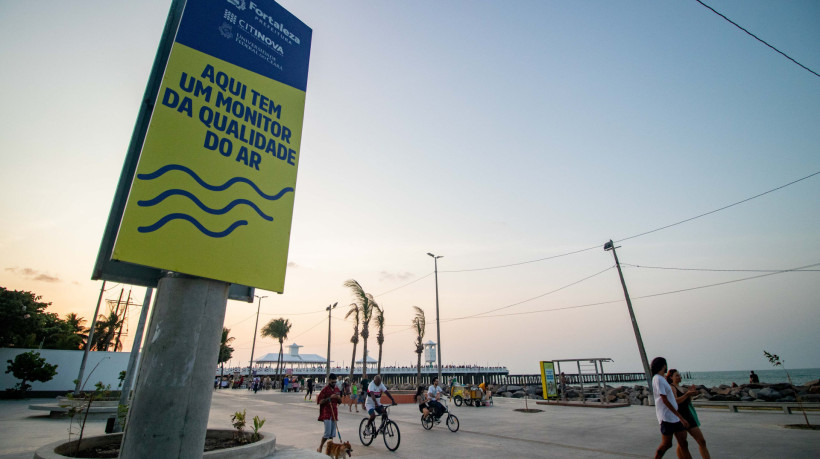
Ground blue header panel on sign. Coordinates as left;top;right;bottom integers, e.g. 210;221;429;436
176;0;312;91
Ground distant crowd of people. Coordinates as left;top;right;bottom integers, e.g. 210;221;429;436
217;363;508;377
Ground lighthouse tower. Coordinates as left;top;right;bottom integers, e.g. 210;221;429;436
423;340;437;366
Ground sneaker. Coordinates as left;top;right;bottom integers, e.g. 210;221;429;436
435;417;441;424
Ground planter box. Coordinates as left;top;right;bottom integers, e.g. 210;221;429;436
34;429;276;459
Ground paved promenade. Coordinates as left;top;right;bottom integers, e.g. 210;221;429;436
1;389;818;458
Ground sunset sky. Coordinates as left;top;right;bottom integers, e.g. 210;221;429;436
1;0;818;375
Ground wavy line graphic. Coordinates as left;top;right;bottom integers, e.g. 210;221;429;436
138;189;273;221
137;164;294;200
138;213;248;237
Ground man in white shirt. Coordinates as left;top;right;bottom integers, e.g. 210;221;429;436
365;375;396;428
427;377;446;421
651;357;691;459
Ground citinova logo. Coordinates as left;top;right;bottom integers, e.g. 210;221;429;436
248;1;301;45
226;0;246;11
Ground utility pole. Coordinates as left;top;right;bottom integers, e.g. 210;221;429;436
604;240;653;394
427;253;443;384
113;287;153;433
326;302;337;381
249;295;267;379
114;288;132;351
75;281;106;395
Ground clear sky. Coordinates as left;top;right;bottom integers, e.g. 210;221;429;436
1;0;818;375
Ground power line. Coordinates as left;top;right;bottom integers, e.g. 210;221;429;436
441;245;601;273
260;309;326;317
444;261;820;322
333;171;820;300
436;170;820;274
446;299;624;321
616;170;820;243
632;262;820;300
374;272;433;297
226;313;258;328
445;265;615;321
694;0;820;79
385;325;415;336
289;316;329;340
622;263;820;273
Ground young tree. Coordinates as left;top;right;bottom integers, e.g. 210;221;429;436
412;306;426;385
5;351;58;394
218;327;235;376
261;318;291;379
344;303;359;382
764;350;812;428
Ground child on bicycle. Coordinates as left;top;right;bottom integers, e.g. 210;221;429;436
366;375;396;428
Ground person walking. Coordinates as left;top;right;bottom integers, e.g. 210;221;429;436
317;373;342;453
651;357;691;459
667;369;710;459
305;377;314;401
349;379;359;412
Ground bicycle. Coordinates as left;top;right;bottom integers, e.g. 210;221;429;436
421;398;459;432
358;404;400;451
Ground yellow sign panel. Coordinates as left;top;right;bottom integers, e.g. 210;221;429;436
540;361;558;399
112;43;305;292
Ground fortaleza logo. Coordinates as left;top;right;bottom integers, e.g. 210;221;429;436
227;0;302;45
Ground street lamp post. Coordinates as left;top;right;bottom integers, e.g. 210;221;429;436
249;295;267;378
604;240;652;394
427;252;443;384
326;302;338;381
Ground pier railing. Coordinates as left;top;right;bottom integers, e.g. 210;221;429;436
495;372;646;386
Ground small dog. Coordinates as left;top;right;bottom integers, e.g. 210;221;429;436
324;440;352;458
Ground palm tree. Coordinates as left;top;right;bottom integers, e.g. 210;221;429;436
260;318;291;380
345;303;359;382
374;303;385;375
218;327;235;376
412;306;426;385
64;313;88;350
344;280;373;378
91;310;124;351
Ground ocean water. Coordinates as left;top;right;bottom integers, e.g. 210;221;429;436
677;368;820;388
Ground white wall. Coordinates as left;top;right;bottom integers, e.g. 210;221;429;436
1;348;134;393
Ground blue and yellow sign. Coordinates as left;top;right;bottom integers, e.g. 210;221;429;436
540;361;558;399
112;0;311;292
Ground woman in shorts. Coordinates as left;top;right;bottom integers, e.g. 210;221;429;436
349;379;359;412
667;369;710;459
415;385;431;418
651;357;691;459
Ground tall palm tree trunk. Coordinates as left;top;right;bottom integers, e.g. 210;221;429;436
276;339;284;379
349;341;357;381
416;348;422;386
377;346;383;375
361;325;369;379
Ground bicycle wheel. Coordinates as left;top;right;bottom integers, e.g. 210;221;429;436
382;420;401;451
421;413;433;430
453;395;463;406
446;414;460;432
358;418;375;446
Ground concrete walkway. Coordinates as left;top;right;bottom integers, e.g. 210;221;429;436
2;389;819;458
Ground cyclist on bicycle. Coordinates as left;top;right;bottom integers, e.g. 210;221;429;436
366;375;396;428
427;377;446;422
